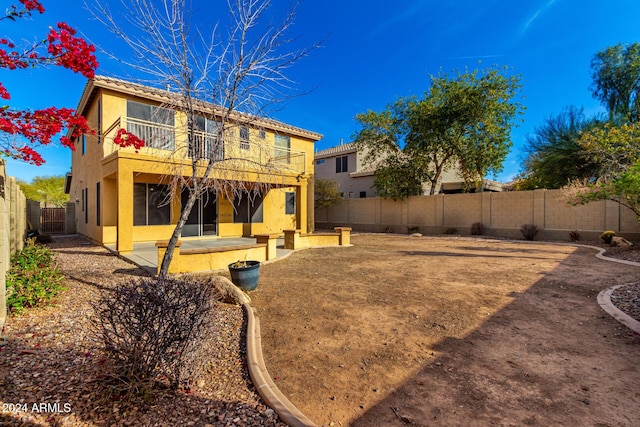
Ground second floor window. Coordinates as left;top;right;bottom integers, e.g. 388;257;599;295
336;155;348;173
239;126;250;150
275;134;290;164
126;100;175;150
191;115;223;160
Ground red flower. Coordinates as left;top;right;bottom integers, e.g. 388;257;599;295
1;2;97;165
113;128;145;153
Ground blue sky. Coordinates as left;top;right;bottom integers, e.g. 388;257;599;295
3;0;640;183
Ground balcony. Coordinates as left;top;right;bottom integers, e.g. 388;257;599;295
105;116;307;174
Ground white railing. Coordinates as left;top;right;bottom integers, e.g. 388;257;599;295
123;117;175;151
107;116;307;174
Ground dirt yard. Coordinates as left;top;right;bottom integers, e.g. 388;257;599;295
251;234;640;427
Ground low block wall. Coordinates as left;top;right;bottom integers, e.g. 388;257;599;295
156;241;268;274
284;227;351;250
316;190;640;241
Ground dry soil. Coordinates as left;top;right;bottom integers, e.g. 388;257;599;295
251;234;640;427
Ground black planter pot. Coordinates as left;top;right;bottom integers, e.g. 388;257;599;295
228;260;260;291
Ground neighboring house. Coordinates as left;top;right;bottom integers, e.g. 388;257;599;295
65;76;322;254
314;142;375;198
314;142;503;197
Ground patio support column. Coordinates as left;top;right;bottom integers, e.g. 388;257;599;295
298;182;308;233
255;233;278;260
116;163;134;254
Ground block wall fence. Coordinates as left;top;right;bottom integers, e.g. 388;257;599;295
315;189;640;241
0;159;27;329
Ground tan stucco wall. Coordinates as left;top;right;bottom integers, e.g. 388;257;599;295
70;86;318;251
317;189;640;240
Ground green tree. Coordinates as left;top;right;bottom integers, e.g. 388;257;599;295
314;178;343;209
515;106;603;190
590;43;640;123
564;122;640;219
353;67;524;197
18;175;68;207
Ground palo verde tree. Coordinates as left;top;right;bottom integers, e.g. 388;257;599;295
353;67;524;198
590;42;640;123
564;122;640;220
0;0;97;165
89;0;318;277
515;106;603;190
563;43;640;220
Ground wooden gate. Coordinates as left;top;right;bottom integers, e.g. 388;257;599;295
41;207;65;234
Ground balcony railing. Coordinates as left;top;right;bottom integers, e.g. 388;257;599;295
124;116;175;151
106;116;307;174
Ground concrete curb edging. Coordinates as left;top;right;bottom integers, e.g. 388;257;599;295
243;302;318;427
597;284;640;334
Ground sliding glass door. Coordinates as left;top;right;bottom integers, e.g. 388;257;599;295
181;189;217;237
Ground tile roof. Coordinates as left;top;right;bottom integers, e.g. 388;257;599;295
314;142;356;158
73;75;323;141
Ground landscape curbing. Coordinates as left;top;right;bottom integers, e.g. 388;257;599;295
243;302;318;427
597;284;640;334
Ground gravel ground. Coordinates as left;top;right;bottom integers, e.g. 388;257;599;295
1;235;639;427
592;241;640;322
0;236;285;427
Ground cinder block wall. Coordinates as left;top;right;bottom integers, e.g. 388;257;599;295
316;189;640;241
1;160;27;329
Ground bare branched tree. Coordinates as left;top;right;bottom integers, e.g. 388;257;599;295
87;0;318;276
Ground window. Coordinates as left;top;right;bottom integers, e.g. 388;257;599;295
96;182;101;226
134;183;171;226
126;100;175;150
336;155;348;173
360;191;367;198
233;191;263;223
274;134;291;164
315;159;325;165
285;192;296;215
258;129;266;139
191;115;223;160
81;188;85;212
84;187;88;224
97;99;102;144
81;134;86;155
239;126;250;150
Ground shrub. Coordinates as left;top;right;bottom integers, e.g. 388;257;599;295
520;224;539;241
6;240;65;315
600;230;616;244
443;227;457;235
92;276;220;397
471;222;484;236
569;230;581;242
407;226;419;234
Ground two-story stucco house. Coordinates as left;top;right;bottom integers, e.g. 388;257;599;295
314;142;502;197
65;76;322;254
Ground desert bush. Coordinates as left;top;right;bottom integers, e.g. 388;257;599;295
6;239;65;315
92;276;220;396
600;230;616;244
407;226;419;234
471;222;484;236
443;227;457;235
520;224;539;241
569;230;581;242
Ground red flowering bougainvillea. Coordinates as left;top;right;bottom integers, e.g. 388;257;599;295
0;0;98;165
113;128;145;153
